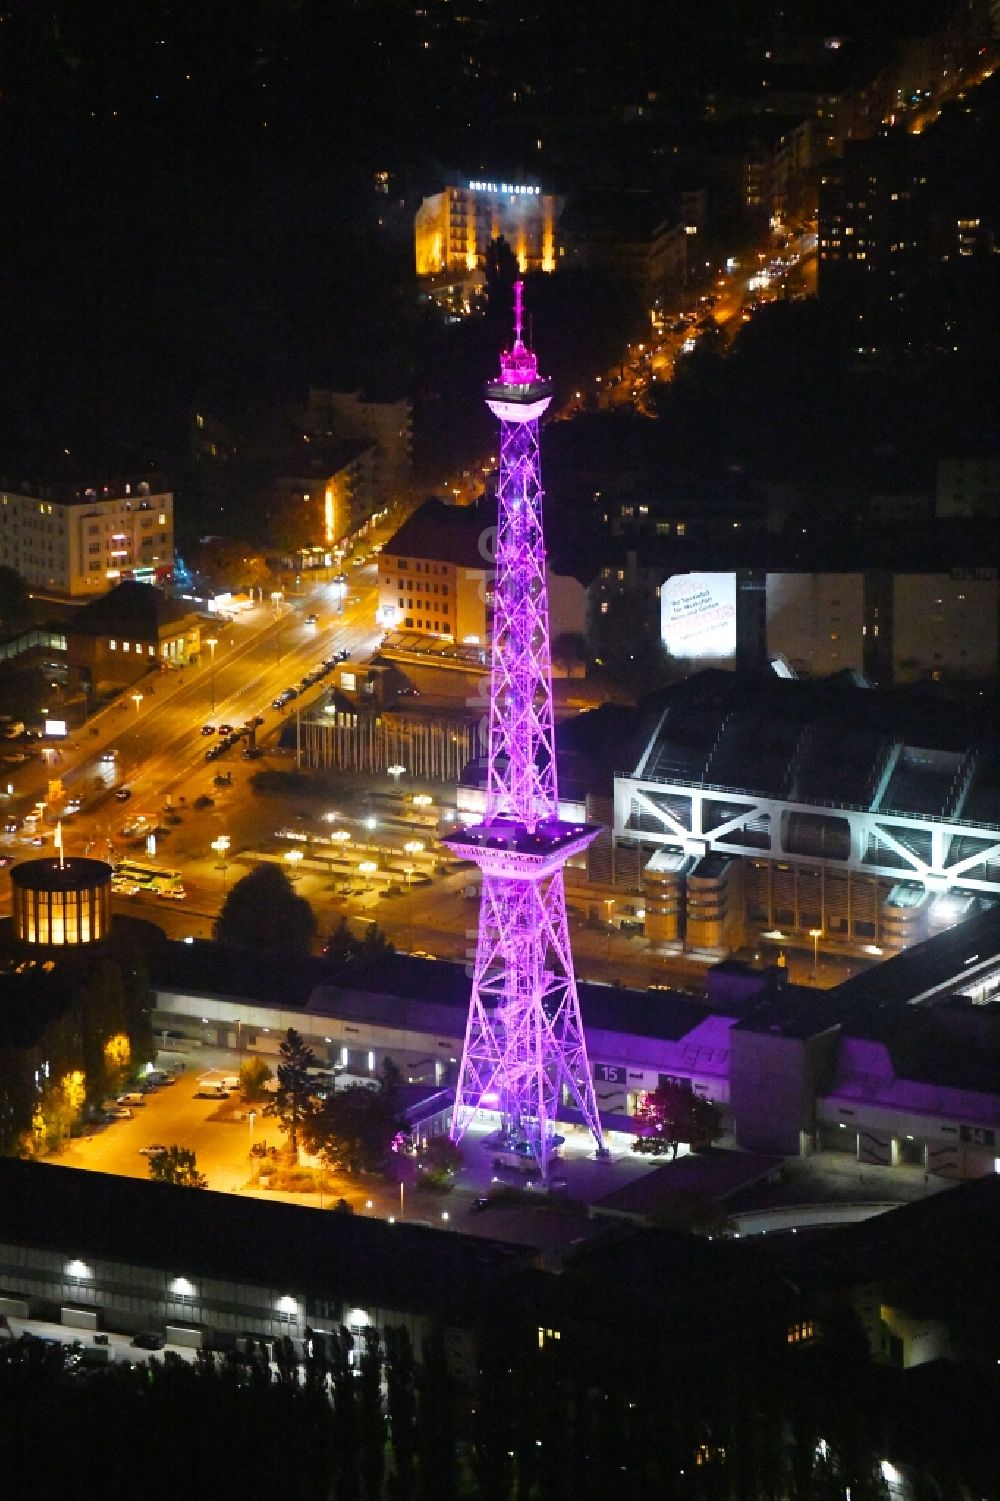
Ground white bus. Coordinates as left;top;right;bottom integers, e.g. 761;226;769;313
112;861;185;898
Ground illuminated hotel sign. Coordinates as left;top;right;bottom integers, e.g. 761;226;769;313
468;181;541;196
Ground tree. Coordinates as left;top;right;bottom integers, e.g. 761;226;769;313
485;234;519;338
420;1136;463;1190
323;917;395;971
238;1055;273;1102
301;1060;407;1175
147;1145;208;1187
214;863;317;955
263;1027;317;1153
187;538;272;595
0;566;30;638
632;1082;723;1159
551;631;588;678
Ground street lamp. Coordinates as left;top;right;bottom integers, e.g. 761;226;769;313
604;897;615;960
131;692;144;714
270;591;283;664
358;860;377;893
387;764;406;789
403;839;424;860
204;636;218;714
331;829;351;848
412;793;432;814
211;835;231;896
809;927;822;980
284;848;304;882
404;863;416;952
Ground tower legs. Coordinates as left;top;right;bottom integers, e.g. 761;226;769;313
451;867;605;1176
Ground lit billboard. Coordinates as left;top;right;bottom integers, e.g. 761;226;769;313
661;572;737;661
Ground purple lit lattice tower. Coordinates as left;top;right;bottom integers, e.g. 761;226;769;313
446;284;605;1175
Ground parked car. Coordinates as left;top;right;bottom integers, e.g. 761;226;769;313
131;1332;166;1350
201;724;216;736
114;788;132;801
138;1144;167;1157
108;1107;132;1120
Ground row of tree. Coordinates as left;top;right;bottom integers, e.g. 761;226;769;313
0;941;155;1156
3;1294;990;1500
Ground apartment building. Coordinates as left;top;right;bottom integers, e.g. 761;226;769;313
0;482;173;600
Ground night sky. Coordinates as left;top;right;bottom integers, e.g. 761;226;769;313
0;0;974;480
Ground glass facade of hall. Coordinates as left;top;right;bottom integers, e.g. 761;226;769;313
12;881;109;945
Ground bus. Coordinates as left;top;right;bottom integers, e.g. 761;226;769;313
112;861;186;898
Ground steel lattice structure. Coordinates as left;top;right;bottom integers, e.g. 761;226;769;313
446;284;605;1176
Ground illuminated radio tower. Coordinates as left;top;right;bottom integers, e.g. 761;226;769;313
446;283;605;1176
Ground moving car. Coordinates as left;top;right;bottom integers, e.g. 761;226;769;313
305;613;318;626
131;1332;166;1351
114;788;132;802
201;724;216;736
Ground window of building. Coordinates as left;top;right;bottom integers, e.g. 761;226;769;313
109;640;117;651
398;598;404;609
404;618;413;628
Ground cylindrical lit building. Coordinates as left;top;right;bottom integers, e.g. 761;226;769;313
10;857;113;949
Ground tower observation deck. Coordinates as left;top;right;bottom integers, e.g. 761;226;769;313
445;283;605;1176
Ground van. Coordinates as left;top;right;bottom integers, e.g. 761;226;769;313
218;1076;240;1092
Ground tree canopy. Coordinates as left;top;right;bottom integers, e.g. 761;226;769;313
632;1082;723;1159
0;566;30;638
301;1060;407;1175
323;917;395;971
147;1145;207;1188
214;863;317;956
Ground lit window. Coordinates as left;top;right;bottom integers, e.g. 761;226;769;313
122;642;130;652
109;640;117;651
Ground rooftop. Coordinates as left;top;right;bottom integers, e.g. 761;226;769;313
0;1158;528;1320
382;498;489;571
68;581;198;639
10;856;113;893
629;669;1000;825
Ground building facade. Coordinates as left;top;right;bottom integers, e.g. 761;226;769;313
66;581;202;699
304;389;412;509
0;483;173;599
415;180;561;281
147;921;1000;1182
612;671;1000;954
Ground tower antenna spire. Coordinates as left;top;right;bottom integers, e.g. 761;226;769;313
513;278;524;345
